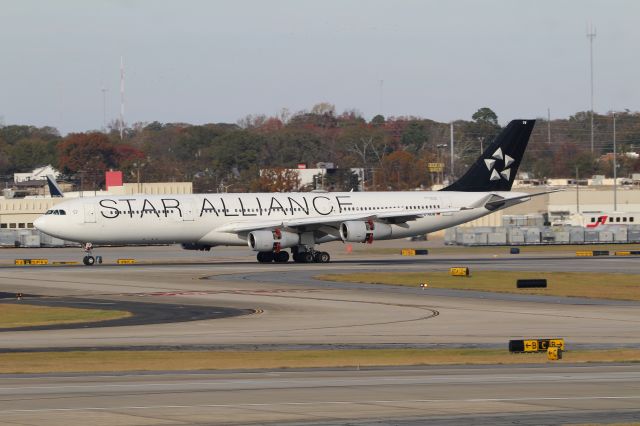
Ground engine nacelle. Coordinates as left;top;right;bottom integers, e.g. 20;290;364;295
181;243;212;251
247;229;300;252
339;220;392;243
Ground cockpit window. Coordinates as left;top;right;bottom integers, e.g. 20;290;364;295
45;210;53;215
45;209;66;215
58;210;66;215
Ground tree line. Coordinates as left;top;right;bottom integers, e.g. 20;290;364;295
1;105;639;192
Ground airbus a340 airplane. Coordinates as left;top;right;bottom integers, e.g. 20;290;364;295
35;119;544;265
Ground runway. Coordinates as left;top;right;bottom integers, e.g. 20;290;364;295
1;364;639;425
0;247;639;350
1;245;639;424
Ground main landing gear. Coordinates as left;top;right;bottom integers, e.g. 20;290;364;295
257;251;289;263
82;242;102;266
256;248;330;264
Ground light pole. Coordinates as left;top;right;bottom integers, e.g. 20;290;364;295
576;166;580;214
436;144;448;184
613;112;617;211
587;23;596;154
450;122;454;179
133;162;145;194
101;87;108;131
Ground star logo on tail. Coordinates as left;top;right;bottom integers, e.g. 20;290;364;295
485;148;514;181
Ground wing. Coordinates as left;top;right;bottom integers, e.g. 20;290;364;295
214;207;461;234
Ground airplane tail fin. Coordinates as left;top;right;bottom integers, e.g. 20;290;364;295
46;175;64;197
441;119;535;192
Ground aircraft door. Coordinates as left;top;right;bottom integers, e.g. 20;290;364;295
84;203;96;223
436;197;452;216
182;199;194;221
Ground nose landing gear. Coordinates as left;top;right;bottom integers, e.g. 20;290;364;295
82;242;102;266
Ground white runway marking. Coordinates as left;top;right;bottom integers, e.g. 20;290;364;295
3;372;639;392
2;395;640;414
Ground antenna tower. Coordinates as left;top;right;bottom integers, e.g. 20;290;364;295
587;23;596;153
120;56;125;140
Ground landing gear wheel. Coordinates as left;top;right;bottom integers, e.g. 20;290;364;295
83;255;95;266
314;251;330;263
257;252;274;263
274;251;290;263
303;252;314;263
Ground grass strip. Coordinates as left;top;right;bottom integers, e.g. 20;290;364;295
1;348;639;374
0;304;131;328
316;271;640;301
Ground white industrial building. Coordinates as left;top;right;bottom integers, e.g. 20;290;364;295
13;165;61;183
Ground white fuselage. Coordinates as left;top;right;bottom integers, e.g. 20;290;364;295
34;191;526;247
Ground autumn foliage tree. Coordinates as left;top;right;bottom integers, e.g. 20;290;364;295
5;105;640;192
377;150;429;190
57;132;121;188
252;168;301;192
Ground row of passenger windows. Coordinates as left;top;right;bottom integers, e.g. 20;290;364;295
117;210;177;214
45;209;66;215
0;223;34;229
200;205;442;214
591;216;635;223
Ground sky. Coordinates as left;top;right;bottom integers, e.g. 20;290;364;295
1;0;639;134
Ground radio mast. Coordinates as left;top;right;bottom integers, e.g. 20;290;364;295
587;23;596;153
120;56;125;140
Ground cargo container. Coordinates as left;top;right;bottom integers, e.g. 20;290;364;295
570;227;585;243
584;230;599;242
487;232;507;245
524;228;541;243
554;231;570;243
598;231;614;242
461;233;477;245
613;227;628;242
20;234;41;248
40;233;66;247
473;233;488;245
628;230;640;243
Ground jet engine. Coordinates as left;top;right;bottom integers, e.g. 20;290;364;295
248;229;300;252
181;243;212;251
339;220;392;243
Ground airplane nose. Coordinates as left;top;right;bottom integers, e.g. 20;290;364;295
33;216;47;232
